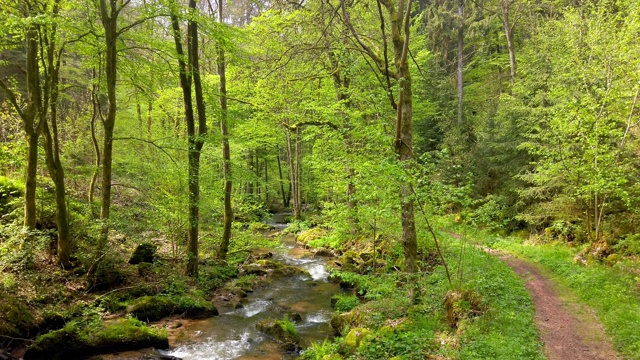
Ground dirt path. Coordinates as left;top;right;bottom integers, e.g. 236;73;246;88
484;248;619;360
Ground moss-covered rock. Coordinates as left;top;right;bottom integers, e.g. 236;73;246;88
129;243;157;264
0;293;34;337
256;317;300;351
127;295;218;322
321;355;344;360
330;309;363;336
344;327;371;349
296;228;327;245
24;318;168;360
443;289;485;329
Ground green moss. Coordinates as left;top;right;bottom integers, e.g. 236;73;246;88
128;242;157;264
90;318;167;347
344;327;370;348
126;294;218;322
297;228;327;244
330;309;363;336
0;293;34;337
24;318;168;360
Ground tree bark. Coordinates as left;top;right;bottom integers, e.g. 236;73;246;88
217;0;233;260
385;0;418;277
0;14;44;232
24;133;39;230
285;122;301;220
500;0;516;84
98;0;119;249
171;0;208;275
40;6;71;267
457;0;464;127
89;70;101;218
277;149;288;207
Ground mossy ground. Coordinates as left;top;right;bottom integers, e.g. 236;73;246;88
24;318;167;360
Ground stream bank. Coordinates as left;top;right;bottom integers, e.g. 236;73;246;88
94;229;341;360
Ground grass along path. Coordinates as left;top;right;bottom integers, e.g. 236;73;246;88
481;236;640;359
483;247;619;360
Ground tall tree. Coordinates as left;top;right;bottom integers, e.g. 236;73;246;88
0;1;45;231
0;0;71;266
97;0;130;247
38;0;71;267
341;0;418;286
170;0;208;276
217;0;233;260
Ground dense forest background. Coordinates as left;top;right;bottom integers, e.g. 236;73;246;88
3;0;639;267
1;0;640;358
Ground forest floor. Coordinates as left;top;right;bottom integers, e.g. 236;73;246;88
483;248;619;360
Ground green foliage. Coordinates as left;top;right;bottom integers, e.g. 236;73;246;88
332;294;360;312
0;176;22;215
613;234;640;256
277;316;299;341
283;220;311;234
0;223;53;271
300;339;343;360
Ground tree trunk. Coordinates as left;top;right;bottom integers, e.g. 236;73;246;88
89;70;101;218
285;122;301;220
217;0;233;260
500;1;516;84
98;0;119;249
385;0;418;281
41;23;71;267
327;48;358;235
23;23;43;231
170;8;199;276
277;149;287;207
245;150;253;196
42;120;71;267
147;101;153;135
457;0;464;127
24;133;38;230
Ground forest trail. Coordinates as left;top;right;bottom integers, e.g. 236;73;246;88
484;248;619;360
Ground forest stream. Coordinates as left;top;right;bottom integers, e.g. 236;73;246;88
102;216;341;360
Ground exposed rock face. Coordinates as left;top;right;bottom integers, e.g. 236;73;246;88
129;243;157;264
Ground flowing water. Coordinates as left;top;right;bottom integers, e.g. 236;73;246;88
99;215;339;360
161;245;339;360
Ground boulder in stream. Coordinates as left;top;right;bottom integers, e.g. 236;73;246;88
256;317;300;352
242;259;309;278
127;295;218;322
